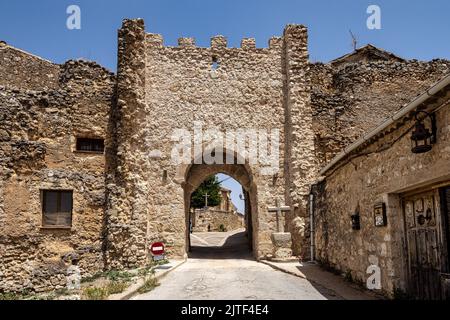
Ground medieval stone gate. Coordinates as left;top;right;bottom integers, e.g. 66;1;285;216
104;19;317;268
181;159;256;254
2;13;450;296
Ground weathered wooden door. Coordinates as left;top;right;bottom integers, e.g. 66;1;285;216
439;187;450;299
404;191;445;299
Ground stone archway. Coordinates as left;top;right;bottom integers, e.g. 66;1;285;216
107;19;317;269
182;162;258;257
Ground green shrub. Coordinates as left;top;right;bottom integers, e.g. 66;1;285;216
0;292;19;300
105;270;133;282
106;281;129;295
138;265;154;277
25;293;57;301
82;287;109;300
156;259;169;266
219;224;226;232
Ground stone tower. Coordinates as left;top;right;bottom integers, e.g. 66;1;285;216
105;19;316;268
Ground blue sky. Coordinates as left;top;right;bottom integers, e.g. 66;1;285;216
1;1;448;212
0;0;449;72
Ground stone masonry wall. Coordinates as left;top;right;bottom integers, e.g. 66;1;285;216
283;25;316;258
313;98;450;296
107;19;314;265
0;41;60;91
311;59;450;167
0;53;115;293
192;209;244;233
3;17;450;294
104;19;150;270
142;23;310;260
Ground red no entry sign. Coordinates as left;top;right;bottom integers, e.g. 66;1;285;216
150;242;165;256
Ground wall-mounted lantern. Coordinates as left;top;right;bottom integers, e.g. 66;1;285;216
411;111;437;154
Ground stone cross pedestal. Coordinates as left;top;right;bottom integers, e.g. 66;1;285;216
268;200;298;262
271;232;296;262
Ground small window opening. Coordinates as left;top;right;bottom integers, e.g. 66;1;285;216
76;138;105;153
162;170;168;183
212;56;219;70
42;190;73;228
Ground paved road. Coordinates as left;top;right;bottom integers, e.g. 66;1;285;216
133;230;338;300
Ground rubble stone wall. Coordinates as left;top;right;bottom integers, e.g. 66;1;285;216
313;100;450;296
2;17;450;294
192;209;244;233
311;59;450;167
0;54;115;292
0;42;60;91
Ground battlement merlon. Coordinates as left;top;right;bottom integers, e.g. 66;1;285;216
178;37;196;48
144;33;285;50
211;35;227;49
119;19;308;50
283;24;309;52
147;33;164;48
241;38;256;50
269;37;283;49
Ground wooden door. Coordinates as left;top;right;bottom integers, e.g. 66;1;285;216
439;187;450;299
404;191;443;299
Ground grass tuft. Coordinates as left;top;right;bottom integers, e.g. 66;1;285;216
137;277;160;294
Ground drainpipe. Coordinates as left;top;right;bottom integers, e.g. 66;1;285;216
309;192;315;262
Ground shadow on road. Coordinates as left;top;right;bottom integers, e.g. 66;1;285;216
189;231;254;260
295;264;382;300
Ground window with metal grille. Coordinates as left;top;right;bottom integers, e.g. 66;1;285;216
76;138;104;153
42;190;73;228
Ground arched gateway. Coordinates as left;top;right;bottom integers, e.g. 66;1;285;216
181;151;257;254
104;19;317;269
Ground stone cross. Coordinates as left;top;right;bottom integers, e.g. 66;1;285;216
268;199;291;232
204;192;209;208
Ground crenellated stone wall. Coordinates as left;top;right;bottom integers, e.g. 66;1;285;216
105;19;314;265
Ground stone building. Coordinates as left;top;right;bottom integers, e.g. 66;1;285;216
190;187;244;233
311;74;450;299
0;40;115;292
0;19;449;296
